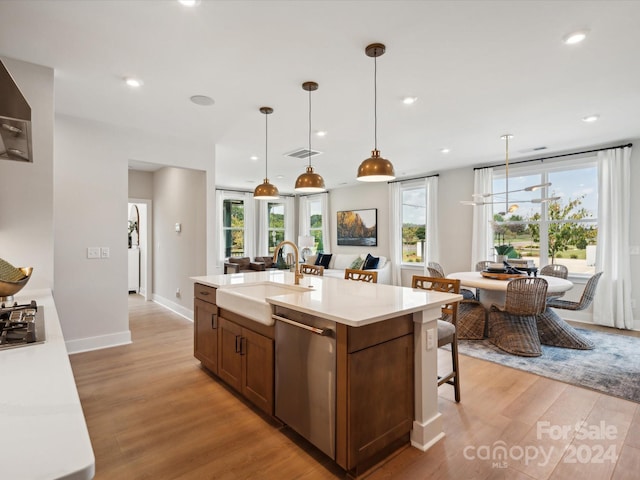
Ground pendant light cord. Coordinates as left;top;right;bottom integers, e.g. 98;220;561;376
308;87;312;168
374;53;378;150
264;112;268;179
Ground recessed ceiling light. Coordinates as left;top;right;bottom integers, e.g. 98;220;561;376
402;96;418;105
440;148;451;154
276;175;285;179
190;95;214;106
178;0;201;6
250;156;258;161
563;29;589;45
125;77;143;88
315;131;327;137
582;114;600;123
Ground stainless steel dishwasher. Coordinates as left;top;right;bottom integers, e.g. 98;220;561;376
273;312;336;459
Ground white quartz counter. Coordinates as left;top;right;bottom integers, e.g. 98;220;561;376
192;271;461;327
0;289;95;480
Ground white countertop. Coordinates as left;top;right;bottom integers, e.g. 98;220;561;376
0;289;95;480
192;271;461;327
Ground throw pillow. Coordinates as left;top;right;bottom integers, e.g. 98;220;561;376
349;257;364;270
362;253;379;270
317;253;333;268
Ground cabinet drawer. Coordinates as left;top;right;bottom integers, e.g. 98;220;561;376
194;283;216;303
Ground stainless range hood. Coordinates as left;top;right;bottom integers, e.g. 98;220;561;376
0;59;32;163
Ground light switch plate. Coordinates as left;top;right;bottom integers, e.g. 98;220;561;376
101;247;110;258
87;247;100;259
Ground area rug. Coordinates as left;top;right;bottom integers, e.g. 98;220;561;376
457;328;640;404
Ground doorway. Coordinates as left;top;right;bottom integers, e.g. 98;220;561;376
128;198;152;301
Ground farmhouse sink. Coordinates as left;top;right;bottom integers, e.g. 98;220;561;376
216;281;310;325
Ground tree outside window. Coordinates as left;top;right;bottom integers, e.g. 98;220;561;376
401;186;426;264
309;198;324;253
223;199;245;257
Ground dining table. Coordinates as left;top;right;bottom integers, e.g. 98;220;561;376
447;271;594;352
447;271;573;309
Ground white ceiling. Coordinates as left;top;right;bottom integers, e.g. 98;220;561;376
1;1;639;193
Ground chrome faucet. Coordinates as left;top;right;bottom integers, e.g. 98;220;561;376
273;240;303;285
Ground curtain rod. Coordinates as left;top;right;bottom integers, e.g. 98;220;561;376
474;142;633;171
388;173;439;184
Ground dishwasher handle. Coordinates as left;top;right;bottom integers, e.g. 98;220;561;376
272;314;334;337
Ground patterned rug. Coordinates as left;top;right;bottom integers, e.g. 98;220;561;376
457;328;640;404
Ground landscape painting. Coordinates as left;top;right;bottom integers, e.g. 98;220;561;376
337;208;377;246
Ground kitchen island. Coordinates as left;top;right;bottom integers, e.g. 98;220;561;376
191;271;460;477
0;289;95;480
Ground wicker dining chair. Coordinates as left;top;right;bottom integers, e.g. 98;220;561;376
535;272;602;350
411;275;462;402
547;271;603;311
540;264;569;279
344;269;377;283
300;264;324;276
427;265;476;301
475;260;493;272
427;261;446;277
488;277;548;357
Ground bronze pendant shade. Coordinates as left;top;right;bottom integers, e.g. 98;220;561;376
254;106;280;200
295;81;325;193
357;43;395;182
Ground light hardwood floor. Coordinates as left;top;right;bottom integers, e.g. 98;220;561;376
69;295;639;479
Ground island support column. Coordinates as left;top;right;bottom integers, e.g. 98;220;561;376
411;306;445;451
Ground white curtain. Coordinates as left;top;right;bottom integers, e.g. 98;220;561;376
257;199;269;256
388;182;402;285
424;176;439;271
592;146;634;329
471;167;494;269
298;195;310;236
319;192;330;253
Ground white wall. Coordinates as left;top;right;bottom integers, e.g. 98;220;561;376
55;116;213;353
0;57;54;291
128;169;154;199
328;182;389;258
152;167;207;317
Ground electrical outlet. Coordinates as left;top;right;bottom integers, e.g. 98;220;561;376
101;247;110;258
175;288;181;298
87;247;100;259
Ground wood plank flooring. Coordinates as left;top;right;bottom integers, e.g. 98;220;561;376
69;295;639;479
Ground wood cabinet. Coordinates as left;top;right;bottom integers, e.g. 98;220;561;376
218;316;274;415
193;284;218;374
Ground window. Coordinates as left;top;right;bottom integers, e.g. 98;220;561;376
267;202;285;254
491;158;598;275
401;184;426;264
308;197;324;254
222;198;246;257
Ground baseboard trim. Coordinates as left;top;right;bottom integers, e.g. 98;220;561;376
152;294;194;322
66;330;132;354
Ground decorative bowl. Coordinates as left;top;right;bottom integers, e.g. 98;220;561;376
0;266;33;298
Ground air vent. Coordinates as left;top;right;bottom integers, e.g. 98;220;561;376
518;146;547;154
284;147;323;159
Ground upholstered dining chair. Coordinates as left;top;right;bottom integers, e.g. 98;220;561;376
344;269;377;283
300;264;324;276
488;277;548;357
412;275;462;402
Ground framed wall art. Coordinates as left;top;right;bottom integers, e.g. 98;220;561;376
337;208;377;246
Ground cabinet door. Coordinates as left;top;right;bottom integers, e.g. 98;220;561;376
218;317;243;392
241;328;274;415
194;298;218;374
347;334;413;470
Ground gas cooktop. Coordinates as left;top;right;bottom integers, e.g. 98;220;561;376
0;300;45;350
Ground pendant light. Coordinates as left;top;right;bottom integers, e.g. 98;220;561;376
295;81;325;192
357;43;395;182
254;106;280;200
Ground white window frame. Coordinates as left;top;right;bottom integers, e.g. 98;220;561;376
491;156;598;277
217;190;255;262
400;180;427;266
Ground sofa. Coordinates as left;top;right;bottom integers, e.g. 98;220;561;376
223;257;266;274
304;253;391;284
